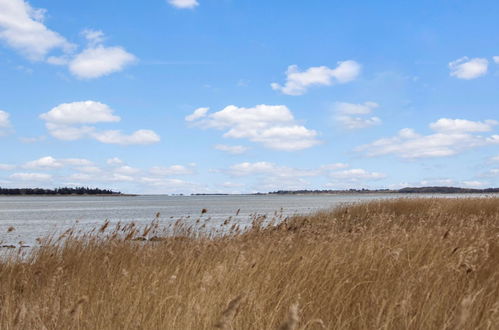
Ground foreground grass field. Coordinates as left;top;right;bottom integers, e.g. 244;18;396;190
1;198;499;329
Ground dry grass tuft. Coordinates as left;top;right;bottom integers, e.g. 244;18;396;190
1;197;499;329
278;303;300;330
214;295;243;329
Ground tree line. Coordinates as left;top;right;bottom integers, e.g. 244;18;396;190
270;186;499;194
0;187;121;195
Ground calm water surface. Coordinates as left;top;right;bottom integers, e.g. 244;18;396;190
0;194;492;246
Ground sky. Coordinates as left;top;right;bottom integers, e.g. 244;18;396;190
1;0;499;194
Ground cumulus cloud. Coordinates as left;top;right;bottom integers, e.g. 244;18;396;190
0;0;74;60
67;29;136;79
0;164;15;171
113;165;140;175
185;107;209;122
218;161;382;191
461;180;488;188
224;161;350;178
214;144;248;155
40;101;120;125
107;157;124;166
0;2;134;79
494;56;499;64
10;172;52;181
81;29;104;46
449;57;488;79
0;110;12;135
226;162;295;177
186;104;320;151
92;129;160;145
329;168;386;181
23;156;92;169
429;118;497;133
63;161;200;193
357;118;499;159
271;61;361;95
167;0;199;9
334;101;381;129
0;156;205;193
149;164;195;176
40;101;160;145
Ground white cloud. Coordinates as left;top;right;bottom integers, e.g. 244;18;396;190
461;180;488;188
418;179;455;186
429;118;497;133
329;168;386;181
271;61;361;95
0;157;205;194
357;118;499;159
449;57;488;79
0;3;134;79
10;172;52;181
214;144;248;155
23;156;92;169
219;162;383;192
40;101;120;125
76;166;102;174
185;107;209;122
107;157;124;166
81;29;105;47
69;45;136;79
149;165;195;176
0;110;12;135
318;163;350;171
224;161;350;178
92;129;160;145
168;0;199;9
114;165;140;175
226;162;286;177
494;56;499;64
0;164;15;171
334;102;381;129
0;0;73;60
19;136;46;143
187;104;320;151
334;101;378;115
67;29;136;79
40;101;160;145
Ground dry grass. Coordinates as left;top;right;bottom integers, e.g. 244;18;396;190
1;197;499;329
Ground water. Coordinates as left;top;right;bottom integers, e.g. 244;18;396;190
0;193;494;246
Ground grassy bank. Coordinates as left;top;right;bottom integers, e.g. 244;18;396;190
1;198;499;329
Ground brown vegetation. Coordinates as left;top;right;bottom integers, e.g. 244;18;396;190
1;198;499;329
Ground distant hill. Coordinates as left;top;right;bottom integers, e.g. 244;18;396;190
269;186;499;195
0;187;121;196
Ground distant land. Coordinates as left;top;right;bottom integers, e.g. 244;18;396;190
0;187;121;196
268;186;499;195
2;186;499;196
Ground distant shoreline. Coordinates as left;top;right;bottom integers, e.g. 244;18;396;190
0;187;123;196
0;193;135;197
2;186;499;196
192;186;499;196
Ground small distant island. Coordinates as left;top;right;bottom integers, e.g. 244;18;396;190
269;186;499;195
0;186;121;196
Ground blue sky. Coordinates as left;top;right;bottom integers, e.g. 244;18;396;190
1;0;499;194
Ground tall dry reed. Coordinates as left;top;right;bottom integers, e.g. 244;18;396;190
1;197;498;329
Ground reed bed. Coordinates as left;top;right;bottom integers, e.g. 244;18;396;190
1;197;498;329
